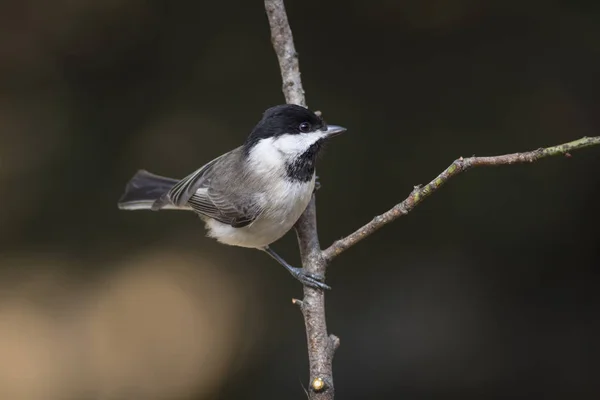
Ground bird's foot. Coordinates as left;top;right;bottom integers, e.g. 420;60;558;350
288;266;331;290
262;246;330;290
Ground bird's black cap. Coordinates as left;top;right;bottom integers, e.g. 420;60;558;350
245;104;327;149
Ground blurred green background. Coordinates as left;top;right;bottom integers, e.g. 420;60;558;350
0;0;599;399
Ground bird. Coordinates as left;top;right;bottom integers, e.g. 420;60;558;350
117;104;346;289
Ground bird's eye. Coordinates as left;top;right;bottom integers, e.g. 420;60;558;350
299;122;311;133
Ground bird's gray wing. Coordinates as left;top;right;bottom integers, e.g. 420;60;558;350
151;150;235;211
188;187;262;228
159;146;261;227
166;152;229;207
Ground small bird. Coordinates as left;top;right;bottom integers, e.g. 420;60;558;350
118;104;345;290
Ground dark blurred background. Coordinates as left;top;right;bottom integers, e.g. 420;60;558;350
1;0;599;399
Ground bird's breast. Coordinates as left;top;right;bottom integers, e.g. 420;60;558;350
205;175;315;248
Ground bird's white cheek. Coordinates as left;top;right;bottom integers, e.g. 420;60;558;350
247;133;326;175
272;133;325;155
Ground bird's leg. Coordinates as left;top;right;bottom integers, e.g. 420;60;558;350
263;246;331;290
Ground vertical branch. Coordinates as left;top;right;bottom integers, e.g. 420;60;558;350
264;0;339;398
295;197;340;398
264;0;306;107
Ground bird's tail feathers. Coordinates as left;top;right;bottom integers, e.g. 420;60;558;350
118;170;190;211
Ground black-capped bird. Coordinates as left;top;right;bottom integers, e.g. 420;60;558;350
118;104;345;289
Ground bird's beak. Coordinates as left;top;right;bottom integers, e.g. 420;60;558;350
324;125;346;138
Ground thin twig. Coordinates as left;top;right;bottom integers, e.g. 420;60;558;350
322;136;600;262
264;0;339;399
265;0;305;107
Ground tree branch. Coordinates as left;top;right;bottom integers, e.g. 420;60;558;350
265;0;305;107
265;0;599;398
264;0;339;399
322;136;600;262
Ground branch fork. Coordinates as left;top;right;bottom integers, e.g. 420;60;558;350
264;1;600;398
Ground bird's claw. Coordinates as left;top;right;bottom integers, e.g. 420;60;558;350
289;266;331;290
